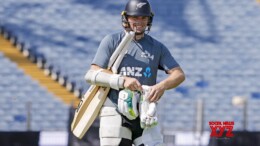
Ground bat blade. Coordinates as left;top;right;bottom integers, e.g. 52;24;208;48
71;85;99;131
72;87;110;139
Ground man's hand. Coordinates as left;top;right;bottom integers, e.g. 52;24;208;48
123;76;165;102
123;76;143;91
147;84;166;102
147;67;185;102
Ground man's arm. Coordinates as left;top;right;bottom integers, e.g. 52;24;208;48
88;64;143;91
90;64;111;73
148;67;185;102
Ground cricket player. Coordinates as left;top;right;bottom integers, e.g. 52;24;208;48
85;0;185;145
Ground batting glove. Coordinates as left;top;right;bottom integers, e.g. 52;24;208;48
118;89;140;120
139;85;158;129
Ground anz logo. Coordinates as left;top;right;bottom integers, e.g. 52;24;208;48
120;67;142;77
120;66;152;78
143;67;152;78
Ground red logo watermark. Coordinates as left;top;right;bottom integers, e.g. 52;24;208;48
209;121;235;138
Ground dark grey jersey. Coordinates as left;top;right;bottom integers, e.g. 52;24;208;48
92;31;179;103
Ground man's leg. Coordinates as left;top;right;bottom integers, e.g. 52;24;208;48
99;98;133;146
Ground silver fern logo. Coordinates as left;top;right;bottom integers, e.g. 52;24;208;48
136;2;147;9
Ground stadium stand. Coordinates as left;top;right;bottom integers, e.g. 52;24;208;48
0;0;260;142
0;51;69;131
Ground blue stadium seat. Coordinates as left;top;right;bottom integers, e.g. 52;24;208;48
0;53;69;131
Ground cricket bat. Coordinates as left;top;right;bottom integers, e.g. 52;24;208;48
71;31;135;139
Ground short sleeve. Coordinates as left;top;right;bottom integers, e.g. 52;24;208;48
91;34;115;68
159;44;180;72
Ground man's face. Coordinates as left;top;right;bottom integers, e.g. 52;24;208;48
127;16;149;34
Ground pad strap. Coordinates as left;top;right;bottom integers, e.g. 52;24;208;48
99;107;118;117
100;127;131;139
